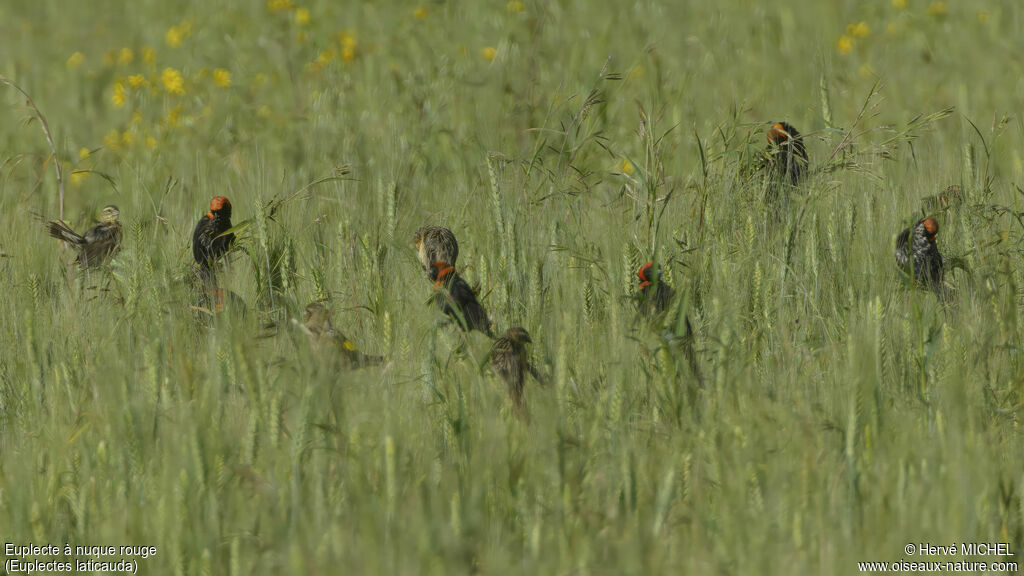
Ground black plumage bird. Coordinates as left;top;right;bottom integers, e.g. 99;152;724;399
762;121;809;197
428;260;492;336
636;261;704;388
895;217;946;300
46;204;122;267
192;196;235;270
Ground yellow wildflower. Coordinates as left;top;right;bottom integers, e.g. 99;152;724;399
161;68;186;95
927;1;947;17
131;111;143;125
257;105;272;118
507;1;525;13
104;129;121;150
892;0;907;8
164;105;182;129
308;50;334;72
121;130;135;146
836;35;853;55
481;46;498;61
212;68;232;87
267;0;294;12
112;81;126;107
142;46;156;64
977;11;989;23
846;22;870;38
78;147;91;160
66;52;85;69
127;74;147;88
620;159;634;175
118;48;134;65
70;171;89;187
166;27;183;47
858;63;876;79
295;7;310;25
413;7;427;19
338;32;358;62
146;135;158;149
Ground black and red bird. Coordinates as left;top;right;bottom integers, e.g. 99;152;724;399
762;121;809;190
46;204;122;267
192;196;235;269
636;261;704;388
637;261;672;317
428;260;492;336
895;217;946;299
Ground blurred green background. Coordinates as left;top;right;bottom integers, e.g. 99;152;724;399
2;0;1024;573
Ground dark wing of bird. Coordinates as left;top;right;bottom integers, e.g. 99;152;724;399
78;222;122;266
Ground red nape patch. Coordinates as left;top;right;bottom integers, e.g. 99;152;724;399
768;122;788;143
432;261;454;289
209;196;231;211
637;262;654;286
922;218;939;240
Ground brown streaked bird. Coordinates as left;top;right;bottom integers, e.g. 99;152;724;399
921;184;965;216
489;327;544;416
762;121;809;191
413;226;459;272
428;260;492;336
636;261;704;388
192;196;235;270
302;302;384;367
895;217;946;299
46;204;122;267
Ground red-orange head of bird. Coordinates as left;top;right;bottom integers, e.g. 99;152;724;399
922;218;939;242
638;262;654;289
431;260;455;289
768;122;799;144
206;196;232;219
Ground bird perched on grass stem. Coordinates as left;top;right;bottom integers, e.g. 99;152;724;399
895;217;947;300
46;204;122;267
192;196;235;271
762;122;809;199
428;260;492;336
413;226;459;272
489;327;544;417
302;302;383;367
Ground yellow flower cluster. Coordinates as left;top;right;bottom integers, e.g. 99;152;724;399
481;46;498;61
165;20;193;48
161;68;186;95
836;21;870;55
267;0;294;12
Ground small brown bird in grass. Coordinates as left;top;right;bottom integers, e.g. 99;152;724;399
302;302;383;367
489;327;544;416
762;122;809;195
429;260;493;336
636;261;704;388
921;184;965;216
413;226;459;272
895;217;947;300
46;204;122;267
192;196;235;270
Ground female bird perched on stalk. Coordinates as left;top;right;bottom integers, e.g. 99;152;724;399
302;302;384;367
46;204;122;267
413;226;459;272
762;121;809;193
489;327;544;416
428;260;492;336
192;196;235;270
895;217;947;300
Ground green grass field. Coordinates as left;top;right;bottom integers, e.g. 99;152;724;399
3;0;1024;573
